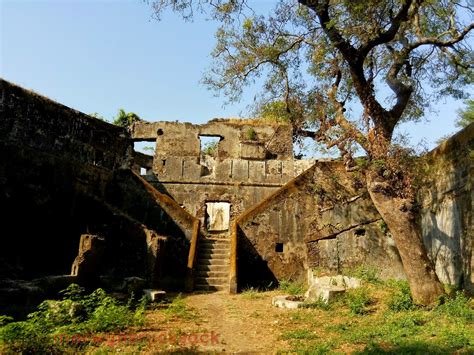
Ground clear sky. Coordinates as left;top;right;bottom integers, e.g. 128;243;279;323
1;0;472;154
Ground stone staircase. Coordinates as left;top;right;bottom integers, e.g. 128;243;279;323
194;235;230;291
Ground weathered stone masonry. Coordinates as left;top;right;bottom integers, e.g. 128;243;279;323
130;120;314;232
0;79;198;314
0;78;472;310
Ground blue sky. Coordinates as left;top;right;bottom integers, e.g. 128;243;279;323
1;0;472;155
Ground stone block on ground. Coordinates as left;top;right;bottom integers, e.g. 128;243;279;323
143;289;166;302
304;285;346;303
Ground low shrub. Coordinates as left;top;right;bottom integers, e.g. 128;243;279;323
387;281;415;312
436;291;473;321
164;294;195;319
0;284;147;353
346;287;373;315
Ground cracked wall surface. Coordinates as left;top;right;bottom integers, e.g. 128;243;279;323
418;123;473;292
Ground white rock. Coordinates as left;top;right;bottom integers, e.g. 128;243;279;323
143;289;166;302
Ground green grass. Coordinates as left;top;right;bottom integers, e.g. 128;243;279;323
281;282;474;354
279;280;305;296
436;291;474;321
346;287;374;315
281;328;318;340
164;294;197;320
241;287;265;300
346;265;380;284
386;280;416;312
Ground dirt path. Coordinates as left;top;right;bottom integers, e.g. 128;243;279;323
141;290;292;353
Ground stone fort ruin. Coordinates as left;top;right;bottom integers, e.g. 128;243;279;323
0;79;472;312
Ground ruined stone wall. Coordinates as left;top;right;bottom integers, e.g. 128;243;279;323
131;119;314;231
0;80;191;289
0;79;131;278
236;162;406;289
419;123;473;292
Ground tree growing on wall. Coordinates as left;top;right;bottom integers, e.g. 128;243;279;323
150;0;473;304
113;108;141;128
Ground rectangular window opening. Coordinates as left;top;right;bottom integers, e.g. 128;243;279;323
199;135;222;157
275;243;284;253
134;141;155;157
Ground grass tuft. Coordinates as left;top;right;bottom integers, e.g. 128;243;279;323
279;280;305;296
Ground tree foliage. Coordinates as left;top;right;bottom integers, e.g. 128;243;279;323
151;0;472;158
456;99;474;128
112;108;141;128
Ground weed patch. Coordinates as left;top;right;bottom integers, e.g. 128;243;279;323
387;281;415;312
241;287;264;300
346;287;374;315
436;291;473;321
0;284;147;353
279;280;305;296
164;294;197;320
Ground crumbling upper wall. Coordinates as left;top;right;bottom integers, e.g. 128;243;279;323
419;123;473;292
130;119;312;185
130;119;293;160
0;80;192;290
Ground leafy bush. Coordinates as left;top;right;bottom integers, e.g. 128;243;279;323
436;291;473;321
0;284;147;353
387;281;415;312
346;288;373;315
279;280;305;296
246;127;257;140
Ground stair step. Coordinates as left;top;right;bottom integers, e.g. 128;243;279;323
199;240;230;246
194;235;231;291
195;264;229;272
195;270;229;278
195;276;228;285
198;250;229;257
197;256;229;263
198;244;230;250
196;259;229;266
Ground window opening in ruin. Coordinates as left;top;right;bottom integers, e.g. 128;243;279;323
134;141;155;157
199;135;221;157
205;202;230;232
140;167;147;176
199;135;222;176
275;243;284;253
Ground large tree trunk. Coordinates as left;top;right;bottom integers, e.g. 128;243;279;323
366;172;445;305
